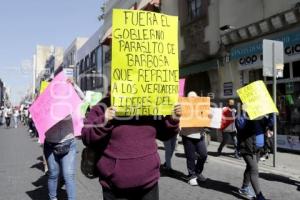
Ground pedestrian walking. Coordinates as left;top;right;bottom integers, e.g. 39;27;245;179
4;106;12;128
235;107;273;200
218;99;240;158
0;107;3;126
81;93;181;200
43;78;85;200
13;108;19;128
180;91;208;186
162;134;177;173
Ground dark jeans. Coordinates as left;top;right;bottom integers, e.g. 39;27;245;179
102;183;159;200
182;136;207;178
242;154;261;195
218;131;238;155
5;117;10;128
163;135;177;169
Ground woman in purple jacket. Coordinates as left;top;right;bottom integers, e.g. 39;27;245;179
81;96;181;200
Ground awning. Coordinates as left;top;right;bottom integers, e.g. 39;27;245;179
180;59;219;77
100;26;112;45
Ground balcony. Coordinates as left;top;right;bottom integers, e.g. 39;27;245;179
220;7;300;46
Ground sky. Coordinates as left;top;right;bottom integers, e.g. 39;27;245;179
0;0;102;105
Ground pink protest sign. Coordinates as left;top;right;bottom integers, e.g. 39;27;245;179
179;78;186;97
29;72;83;143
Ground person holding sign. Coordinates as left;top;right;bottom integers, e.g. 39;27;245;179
236;106;273;200
43;77;85;200
81;94;181;200
180;91;208;186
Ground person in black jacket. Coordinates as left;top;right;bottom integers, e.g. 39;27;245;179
236;109;273;200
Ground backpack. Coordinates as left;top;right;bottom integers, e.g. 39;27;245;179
81;127;111;179
80;146;100;179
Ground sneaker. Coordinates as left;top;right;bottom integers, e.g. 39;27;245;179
197;174;207;182
239;186;255;198
188;177;198;186
259;157;266;162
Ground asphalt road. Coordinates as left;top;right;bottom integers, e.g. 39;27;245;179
0;125;299;200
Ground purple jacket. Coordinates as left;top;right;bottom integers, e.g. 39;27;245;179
81;97;179;189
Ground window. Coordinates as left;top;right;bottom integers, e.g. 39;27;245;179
79;60;84;73
96;47;103;88
104;49;111;64
188;0;202;21
91;50;96;66
249;69;263;82
266;63;290;80
292;61;300;78
279;63;290;79
85;55;90;70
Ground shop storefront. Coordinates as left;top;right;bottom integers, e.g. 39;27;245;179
229;28;300;151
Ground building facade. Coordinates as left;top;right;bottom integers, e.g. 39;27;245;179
177;0;300;149
76;28;104;92
219;0;300;150
63;37;88;83
33;45;64;93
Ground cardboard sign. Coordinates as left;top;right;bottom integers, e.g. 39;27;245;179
179;97;211;128
85;91;102;107
179;79;185;97
29;72;83;143
80;91;103;116
111;9;179;116
237;80;278;120
39;81;49;94
210;108;222;129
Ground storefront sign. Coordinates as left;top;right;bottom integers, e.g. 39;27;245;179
230;30;300;69
63;68;74;79
223;82;233;96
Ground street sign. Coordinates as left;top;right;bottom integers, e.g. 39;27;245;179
63;68;74;79
263;40;284;77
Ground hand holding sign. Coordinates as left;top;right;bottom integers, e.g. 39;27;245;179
171;103;182;120
105;107;117;123
237;80;278;120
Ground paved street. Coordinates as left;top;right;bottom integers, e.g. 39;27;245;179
0;125;299;200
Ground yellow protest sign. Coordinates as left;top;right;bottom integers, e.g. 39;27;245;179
237;80;278;120
179;97;211;128
40;81;49;94
111;9;179;116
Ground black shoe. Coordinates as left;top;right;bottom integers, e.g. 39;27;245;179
255;192;267;200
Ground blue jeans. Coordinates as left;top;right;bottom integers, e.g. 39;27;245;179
44;139;77;200
163;135;177;169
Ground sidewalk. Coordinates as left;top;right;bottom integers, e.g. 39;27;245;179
167;138;300;181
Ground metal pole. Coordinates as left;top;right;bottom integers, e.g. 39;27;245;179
272;42;277;168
